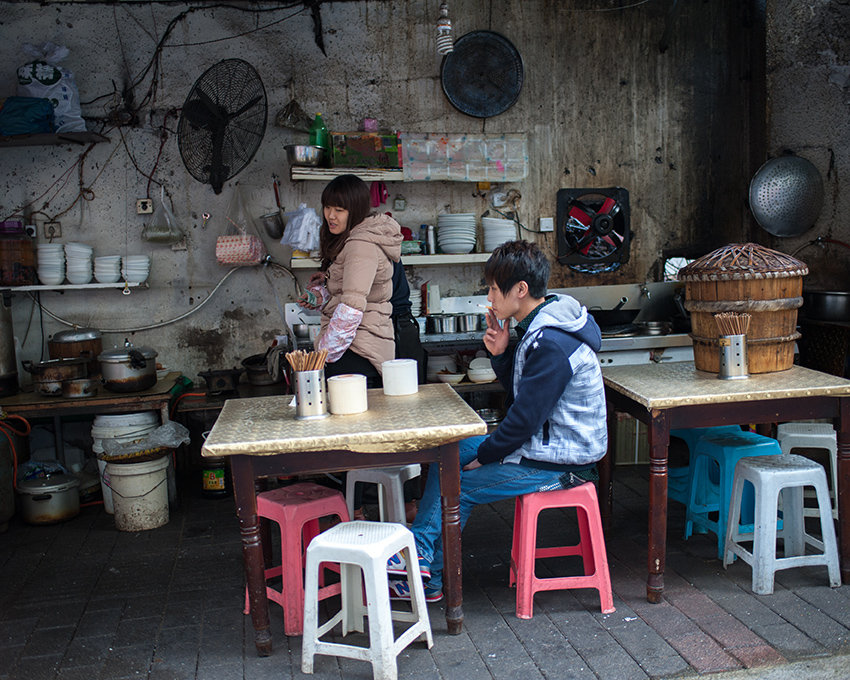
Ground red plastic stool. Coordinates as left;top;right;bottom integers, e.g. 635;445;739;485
242;482;349;636
509;482;615;619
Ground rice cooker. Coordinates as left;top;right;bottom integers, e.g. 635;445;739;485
17;473;80;524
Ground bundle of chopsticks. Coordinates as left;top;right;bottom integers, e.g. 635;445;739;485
714;311;752;336
285;349;328;372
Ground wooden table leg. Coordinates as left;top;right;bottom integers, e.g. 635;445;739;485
646;409;670;603
439;441;463;635
232;456;273;656
838;397;850;584
599;401;616;531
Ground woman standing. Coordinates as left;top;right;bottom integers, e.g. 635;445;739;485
300;174;402;387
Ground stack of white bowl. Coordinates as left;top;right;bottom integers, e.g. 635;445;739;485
482;217;518;251
409;287;421;316
122;255;151;283
37;243;65;285
426;354;457;383
467;356;497;383
64;242;93;284
436;213;477;254
94;256;122;283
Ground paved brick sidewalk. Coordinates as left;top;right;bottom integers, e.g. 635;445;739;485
1;466;848;679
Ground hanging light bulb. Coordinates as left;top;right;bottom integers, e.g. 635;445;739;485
436;1;454;55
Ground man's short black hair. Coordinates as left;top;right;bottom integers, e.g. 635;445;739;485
484;240;550;298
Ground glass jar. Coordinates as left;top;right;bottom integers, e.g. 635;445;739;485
0;220;36;286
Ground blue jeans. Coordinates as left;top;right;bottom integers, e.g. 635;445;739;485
411;436;565;592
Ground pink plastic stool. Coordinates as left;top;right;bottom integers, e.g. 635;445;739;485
242;482;349;636
509;482;615;619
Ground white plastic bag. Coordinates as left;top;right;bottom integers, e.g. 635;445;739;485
282;203;321;252
16;42;86;133
142;187;184;244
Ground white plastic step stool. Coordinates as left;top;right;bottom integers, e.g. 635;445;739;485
776;422;838;520
723;454;840;595
301;520;432;680
345;464;420;524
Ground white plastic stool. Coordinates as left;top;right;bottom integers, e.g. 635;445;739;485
345;465;421;524
723;454;840;595
776;422;838;519
302;520;433;680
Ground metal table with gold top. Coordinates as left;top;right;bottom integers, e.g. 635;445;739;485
600;361;850;604
201;382;487;655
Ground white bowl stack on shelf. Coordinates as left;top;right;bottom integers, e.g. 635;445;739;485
64;242;93;284
37;243;66;285
122;255;151;283
409;286;421;316
436;213;477;254
426;354;457;383
482;217;518;252
94;256;122;283
467;356;497;383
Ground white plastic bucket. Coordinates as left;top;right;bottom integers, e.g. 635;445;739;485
97;458;114;514
104;456;169;531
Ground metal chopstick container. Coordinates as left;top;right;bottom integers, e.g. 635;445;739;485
718;334;749;380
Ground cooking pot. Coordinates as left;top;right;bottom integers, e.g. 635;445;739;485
241;354;283;386
588;296;640;327
426;314;458;334
802;290;850;322
62;376;98;398
456;313;480;333
17;473;80;524
98;343;158;393
48;327;102;376
22;357;88;397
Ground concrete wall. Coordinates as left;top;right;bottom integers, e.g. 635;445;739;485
0;0;846;382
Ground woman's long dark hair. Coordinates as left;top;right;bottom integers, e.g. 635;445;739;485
319;174;372;271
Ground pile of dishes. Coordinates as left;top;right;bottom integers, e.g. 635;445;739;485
94;256;122;283
122;255;151;283
37;243;65;285
467;356;497;383
64;242;93;284
409;286;421;316
426;354;457;383
437;213;476;254
482;217;517;251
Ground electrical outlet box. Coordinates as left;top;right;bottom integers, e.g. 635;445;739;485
44;221;61;239
136;198;153;214
539;217;554;232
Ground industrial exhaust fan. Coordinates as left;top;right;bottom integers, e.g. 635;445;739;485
177;59;268;194
556;187;631;274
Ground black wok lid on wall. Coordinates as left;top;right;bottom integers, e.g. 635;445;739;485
441;30;524;118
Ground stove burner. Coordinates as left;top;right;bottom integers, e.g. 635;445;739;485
600;323;640;338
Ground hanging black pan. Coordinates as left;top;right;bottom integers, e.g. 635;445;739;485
441;30;524;118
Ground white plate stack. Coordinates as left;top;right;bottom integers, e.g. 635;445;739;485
426;354;457;383
437;213;477;254
482;217;518;251
64;242;93;284
408;287;422;316
122;255;151;283
94;256;122;283
37;243;65;285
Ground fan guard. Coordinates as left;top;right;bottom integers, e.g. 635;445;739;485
556;187;631;274
177;59;268;194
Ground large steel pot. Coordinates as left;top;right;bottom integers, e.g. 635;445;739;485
17;473;80;524
48;327;102;376
802;291;850;322
98;343;158;393
21;357;88;397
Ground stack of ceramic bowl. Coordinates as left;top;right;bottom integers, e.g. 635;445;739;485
426;354;457;383
64;242;93;284
436;213;476;254
122;255;151;283
94;256;122;283
37;243;66;285
409;287;421;316
482;217;518;251
467;356;497;383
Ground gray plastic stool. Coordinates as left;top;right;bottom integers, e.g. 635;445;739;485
723;454;840;595
776;422;838;520
345;465;420;524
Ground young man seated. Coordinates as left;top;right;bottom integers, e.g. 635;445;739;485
387;240;609;602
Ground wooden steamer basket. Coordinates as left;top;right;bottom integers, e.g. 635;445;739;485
677;243;808;373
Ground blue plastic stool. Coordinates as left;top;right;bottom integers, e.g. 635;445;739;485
668;426;743;505
685;431;782;559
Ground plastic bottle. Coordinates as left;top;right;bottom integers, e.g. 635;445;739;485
308;113;330;152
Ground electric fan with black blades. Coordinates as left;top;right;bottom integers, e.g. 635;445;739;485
556;187;631;274
177;59;268;194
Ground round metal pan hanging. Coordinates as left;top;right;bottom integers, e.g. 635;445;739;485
440;31;523;118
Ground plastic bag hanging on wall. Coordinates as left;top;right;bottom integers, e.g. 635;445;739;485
215;185;267;265
142;187;184;244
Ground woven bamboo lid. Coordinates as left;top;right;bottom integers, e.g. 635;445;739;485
677;243;808;281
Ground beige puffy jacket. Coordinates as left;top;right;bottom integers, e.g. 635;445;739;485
316;213;402;373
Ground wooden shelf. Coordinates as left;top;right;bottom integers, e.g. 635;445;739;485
0;132;109;148
290;253;491;269
290;166;404;182
0;282;147;292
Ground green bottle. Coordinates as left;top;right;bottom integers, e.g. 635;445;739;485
308;113;330;155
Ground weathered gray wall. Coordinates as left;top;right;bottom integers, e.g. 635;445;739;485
0;0;846;382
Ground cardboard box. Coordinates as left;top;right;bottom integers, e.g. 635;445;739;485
331;132;402;168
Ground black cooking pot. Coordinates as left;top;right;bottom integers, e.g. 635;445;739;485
802;290;850;322
587;297;640;327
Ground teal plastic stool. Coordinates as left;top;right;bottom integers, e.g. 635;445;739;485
668;426;742;505
685;431;782;559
